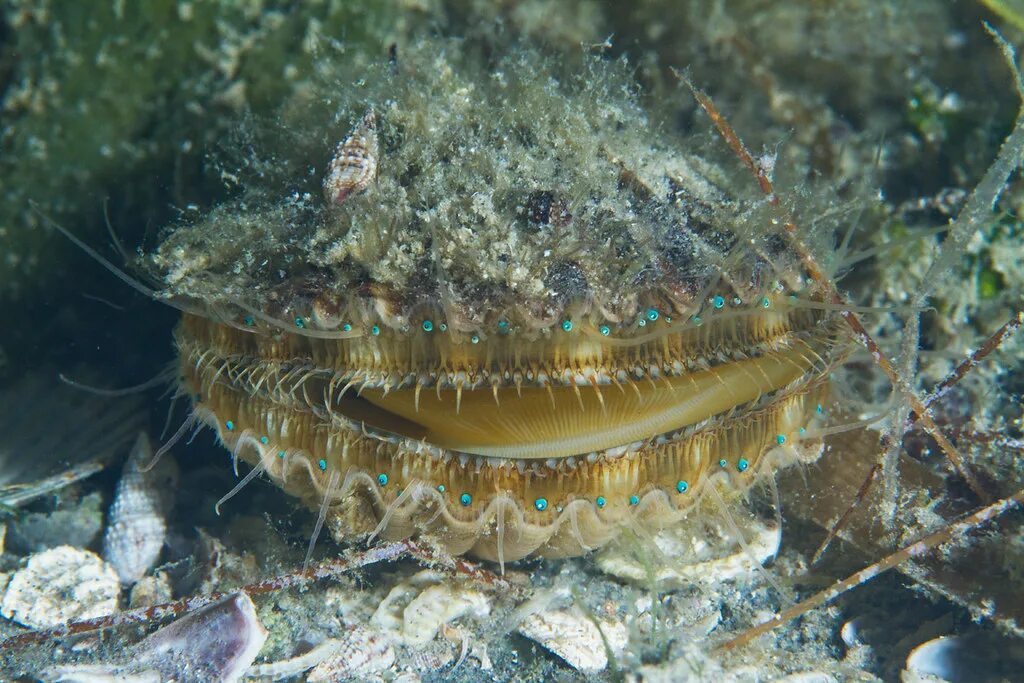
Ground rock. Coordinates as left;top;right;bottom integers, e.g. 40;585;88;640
9;491;104;554
0;545;119;628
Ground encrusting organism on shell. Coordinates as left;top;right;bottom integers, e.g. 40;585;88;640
148;38;857;564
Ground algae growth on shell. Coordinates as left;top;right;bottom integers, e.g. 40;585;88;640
150;39;851;562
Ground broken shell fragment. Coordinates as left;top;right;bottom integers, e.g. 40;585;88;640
370;570;491;647
135;592;267;682
43;592;266;683
323;110;378;205
307;626;397;681
517;606;628;674
0;545;119;629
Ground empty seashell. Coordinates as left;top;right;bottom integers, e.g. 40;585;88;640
517;606;627;674
371;570;491;647
103;433;178;584
135;592;267;682
595;514;780;589
0;545;119;629
307;625;396;681
44;592;267;683
323;110;378;205
903;633;1024;683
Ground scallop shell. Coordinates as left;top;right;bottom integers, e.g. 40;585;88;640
152;39;848;563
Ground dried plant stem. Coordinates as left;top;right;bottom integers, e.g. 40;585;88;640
0;459;106;508
910;308;1023;425
718;486;1024;652
678;74;990;501
810;464;881;565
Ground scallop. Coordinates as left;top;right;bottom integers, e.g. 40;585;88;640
150;38;849;562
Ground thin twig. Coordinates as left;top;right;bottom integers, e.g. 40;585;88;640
0;541;414;650
810;464;881;565
677;73;991;502
718;486;1024;651
910;308;1023;425
0;538;524;652
0;459;107;508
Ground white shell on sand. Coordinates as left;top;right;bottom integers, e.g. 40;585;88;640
0;545;119;628
595;514;780;589
517;606;628;674
307;626;397;681
371;570;491;647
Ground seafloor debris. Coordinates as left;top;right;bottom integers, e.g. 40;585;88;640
306;625;397;681
0;370;144;506
43;592;267;683
0;545;119;629
8;491;104;554
370;569;491;647
103;433;178;584
595;512;781;589
517;605;628;674
900;631;1024;683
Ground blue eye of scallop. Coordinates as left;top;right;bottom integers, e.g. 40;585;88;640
629;495;640;506
460;493;472;506
595;496;606;508
638;318;647;327
294;317;306;328
737;458;749;472
646;308;659;321
761;297;771;308
225;420;235;431
371;325;380;336
776;434;786;445
422;320;434;332
317;459;327;471
676;480;689;493
342;323;352;332
437;484;446;493
497;320;509;330
377;473;389;486
470;334;480;344
561;319;573;332
259;436;269;445
599;325;611;336
243;316;254;326
277;451;286;458
713;295;725;309
718;458;727;468
816;403;824;414
534;498;548;511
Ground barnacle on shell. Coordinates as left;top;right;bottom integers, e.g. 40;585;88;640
151;39;850;562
